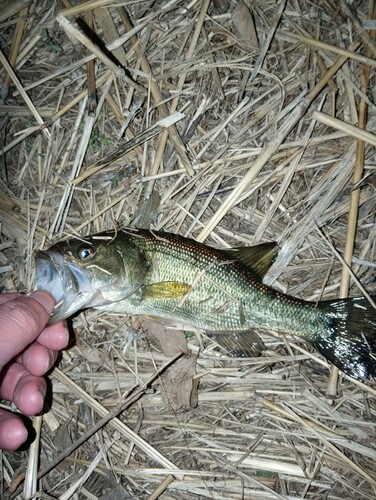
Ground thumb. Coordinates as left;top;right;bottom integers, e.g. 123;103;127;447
0;291;55;370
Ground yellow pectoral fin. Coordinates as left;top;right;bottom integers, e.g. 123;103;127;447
142;281;192;300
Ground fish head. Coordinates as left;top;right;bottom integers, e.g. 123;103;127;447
35;232;147;323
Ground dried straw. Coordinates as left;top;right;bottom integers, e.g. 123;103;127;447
1;1;376;499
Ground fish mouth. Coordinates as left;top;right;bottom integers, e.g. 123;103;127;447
35;251;93;323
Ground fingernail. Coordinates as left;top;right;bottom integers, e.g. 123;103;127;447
48;350;58;370
28;290;56;314
37;386;47;407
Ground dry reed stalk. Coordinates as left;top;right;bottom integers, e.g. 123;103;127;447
14;23;146;95
0;48;49;139
0;1;30;24
271;401;376;488
241;0;287;91
14;33;41;70
56;13;140;89
53;103;95;235
85;9;97;112
1;124;45;154
59;447;107;500
49;69;111;122
23;414;41;498
120;8;195;179
340;1;376;57
147;475;175;500
51;367;179;472
57;0;117;18
142;0;211;185
295;35;376;67
72;111;185;184
0;4;29;101
312;110;376;147
226;454;306;477
10;354;184;499
197;41;359;242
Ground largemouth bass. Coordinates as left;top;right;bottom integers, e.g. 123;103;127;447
35;228;376;380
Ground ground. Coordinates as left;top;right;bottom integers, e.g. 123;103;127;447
1;1;376;499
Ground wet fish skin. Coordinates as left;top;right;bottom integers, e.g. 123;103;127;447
35;228;376;380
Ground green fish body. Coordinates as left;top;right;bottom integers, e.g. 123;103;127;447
35;228;376;380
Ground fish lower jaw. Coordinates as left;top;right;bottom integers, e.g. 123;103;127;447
47;291;97;323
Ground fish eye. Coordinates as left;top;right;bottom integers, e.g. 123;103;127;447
77;246;94;260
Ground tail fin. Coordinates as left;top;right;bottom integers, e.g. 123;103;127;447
314;297;376;380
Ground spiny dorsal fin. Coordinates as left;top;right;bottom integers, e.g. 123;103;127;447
223;242;279;279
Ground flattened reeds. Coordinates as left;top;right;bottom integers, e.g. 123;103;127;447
1;1;375;499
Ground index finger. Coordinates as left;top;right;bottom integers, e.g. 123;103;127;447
0;291;55;370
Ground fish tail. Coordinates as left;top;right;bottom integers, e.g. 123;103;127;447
313;296;376;380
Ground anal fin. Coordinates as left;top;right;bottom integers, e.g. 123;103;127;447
206;329;265;357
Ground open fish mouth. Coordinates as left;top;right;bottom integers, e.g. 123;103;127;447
35;251;92;323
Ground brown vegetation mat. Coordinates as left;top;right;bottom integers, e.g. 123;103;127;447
1;1;376;498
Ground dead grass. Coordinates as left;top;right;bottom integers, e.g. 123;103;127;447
1;0;376;498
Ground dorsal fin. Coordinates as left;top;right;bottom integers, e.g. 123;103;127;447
223;242;279;279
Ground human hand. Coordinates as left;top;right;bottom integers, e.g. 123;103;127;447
0;291;69;451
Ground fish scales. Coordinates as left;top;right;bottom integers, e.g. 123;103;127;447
35;228;376;380
109;230;317;337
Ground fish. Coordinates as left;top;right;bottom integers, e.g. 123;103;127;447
34;227;376;380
